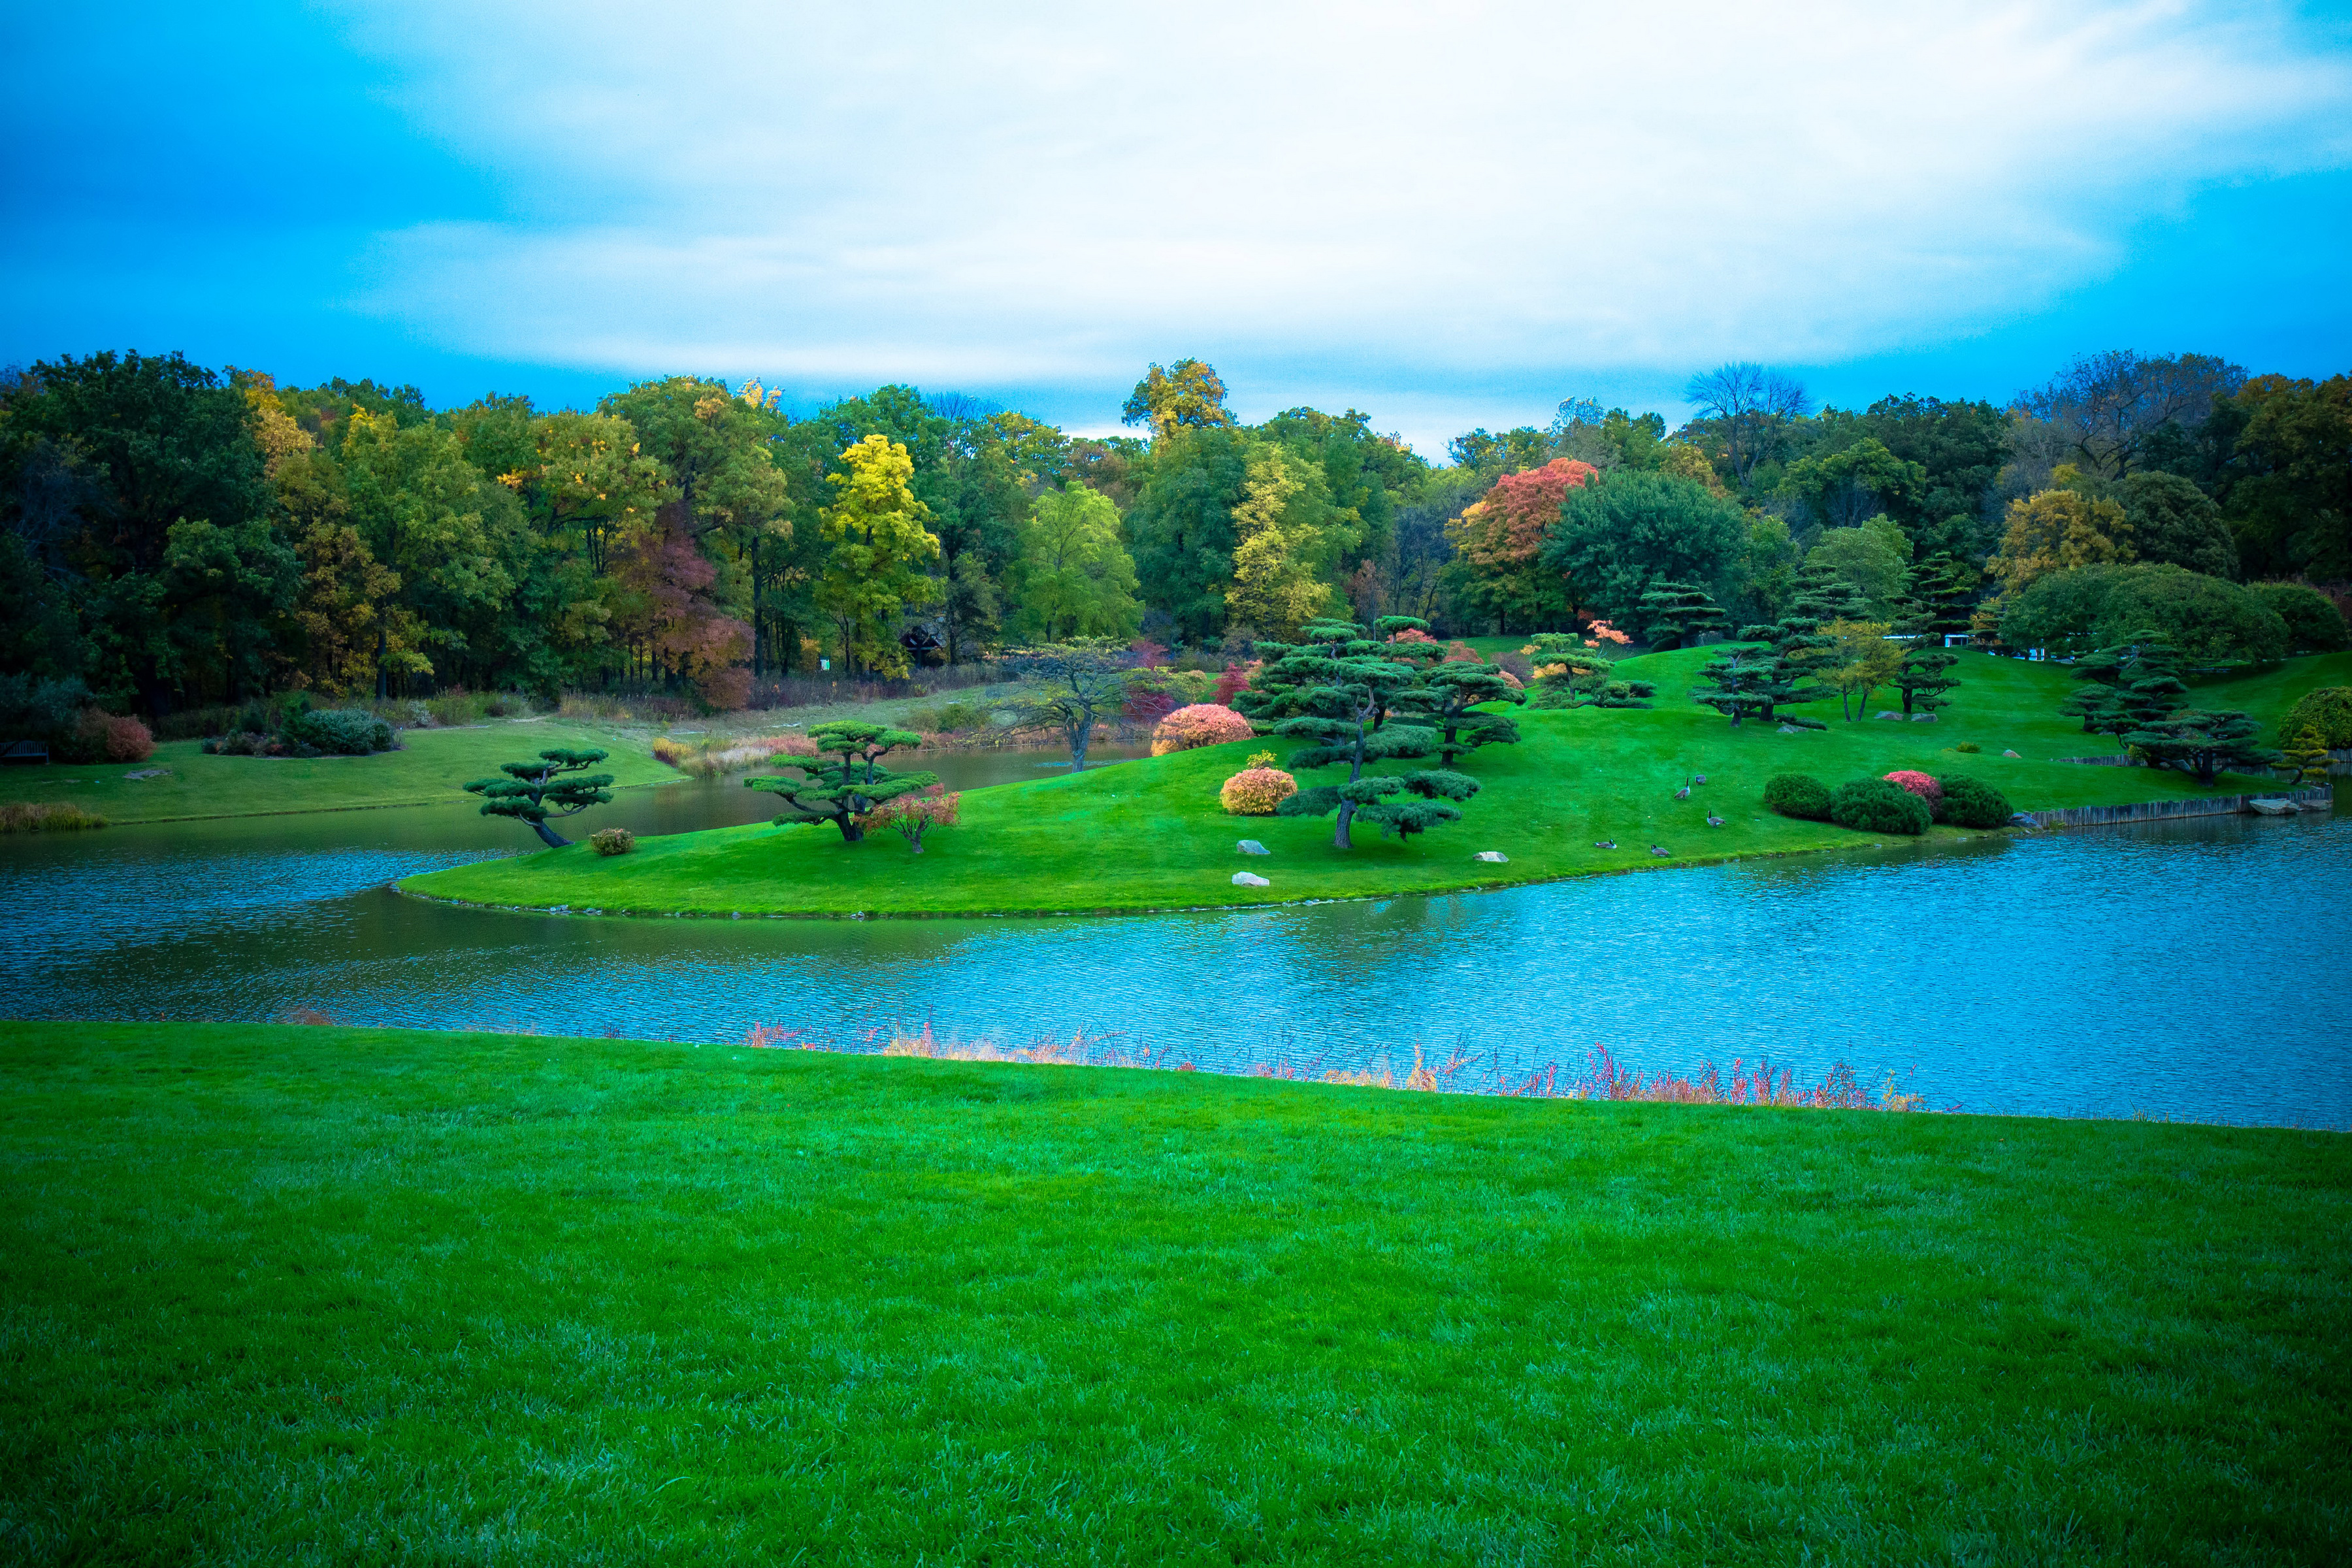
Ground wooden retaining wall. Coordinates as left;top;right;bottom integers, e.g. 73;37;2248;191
2057;749;2352;774
2022;785;2335;830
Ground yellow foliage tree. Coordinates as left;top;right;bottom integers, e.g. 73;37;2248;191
816;434;941;676
1224;451;1331;637
1988;480;2134;596
1819;619;1904;721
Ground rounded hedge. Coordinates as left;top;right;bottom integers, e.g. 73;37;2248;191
1933;775;2013;829
2249;583;2350;654
2279;685;2352;749
1151;704;1254;755
284;706;395;756
1219;766;1298;815
1999;562;2289;664
1829;777;1932;835
589;826;635;857
1763;773;1833;821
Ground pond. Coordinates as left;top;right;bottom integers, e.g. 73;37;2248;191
2;757;2344;1130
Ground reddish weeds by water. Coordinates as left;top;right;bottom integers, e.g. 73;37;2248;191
739;1024;1925;1111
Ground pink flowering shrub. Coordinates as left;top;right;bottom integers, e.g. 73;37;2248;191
1220;766;1298;815
1152;703;1254;755
1882;770;1942;804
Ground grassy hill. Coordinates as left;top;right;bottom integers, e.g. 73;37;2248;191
0;718;678;824
1;1021;2343;1563
399;649;2344;918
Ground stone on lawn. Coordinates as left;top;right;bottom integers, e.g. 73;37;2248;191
2002;749;2022;757
1777;724;1801;734
1236;840;1269;855
1473;850;1508;863
1232;872;1271;887
1875;711;1903;721
1910;712;1937;722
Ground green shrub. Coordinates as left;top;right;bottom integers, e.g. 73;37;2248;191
1954;741;1981;753
2248;584;2349;654
1934;776;2013;828
2000;563;2288;664
589;827;635;857
1829;778;1932;835
934;700;989;732
2279;686;2352;749
1763;773;1833;821
282;704;395;756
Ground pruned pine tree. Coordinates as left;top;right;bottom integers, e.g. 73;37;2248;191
1254;641;1448;849
464;748;615;848
1235;617;1442;734
2126;708;2276;786
1908;553;1979;640
1394;659;1524;767
1690;645;1801;728
1636;580;1729;649
1520;633;1656;708
1893;644;1960;715
2278;726;2332;787
2065;636;2189;752
745;721;937;842
1333;768;1483;841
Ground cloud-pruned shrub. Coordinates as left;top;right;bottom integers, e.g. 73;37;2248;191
1763;773;1832;821
1830;777;1932;835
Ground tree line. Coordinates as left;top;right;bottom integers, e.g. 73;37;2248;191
1;346;2343;719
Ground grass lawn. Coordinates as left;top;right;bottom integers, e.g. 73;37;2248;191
0;719;678;824
400;649;2342;917
1;1021;2344;1563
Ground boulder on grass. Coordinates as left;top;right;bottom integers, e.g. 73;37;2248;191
1777;724;1802;734
1236;840;1269;855
1232;872;1270;887
2002;749;2022;757
1875;711;1904;721
1473;850;1508;862
1910;713;1937;723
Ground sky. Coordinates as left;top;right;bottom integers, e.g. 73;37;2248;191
5;0;2349;458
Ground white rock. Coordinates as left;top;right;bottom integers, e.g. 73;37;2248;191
2246;798;2296;816
1777;724;1801;734
1473;850;1508;862
1236;840;1269;855
1232;872;1271;887
1910;713;1937;722
1875;711;1904;721
2002;749;2022;757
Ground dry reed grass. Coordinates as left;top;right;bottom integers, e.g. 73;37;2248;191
0;802;107;833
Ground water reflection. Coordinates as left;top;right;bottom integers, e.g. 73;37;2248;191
1;770;2343;1129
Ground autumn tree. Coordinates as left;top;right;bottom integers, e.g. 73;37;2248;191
1817;620;1904;721
1225;449;1333;636
1445;458;1597;631
1004;640;1134;770
816;434;942;676
1987;479;2133;600
1122;359;1237;440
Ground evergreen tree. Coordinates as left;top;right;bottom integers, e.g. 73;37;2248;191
1246;634;1453;849
1635;579;1728;649
1892;644;1959;715
1691;644;1807;728
1393;658;1524;768
2127;708;2276;786
2278;725;2332;787
464;747;615;848
1520;633;1658;709
2064;636;2189;752
745;721;938;842
1907;553;1979;640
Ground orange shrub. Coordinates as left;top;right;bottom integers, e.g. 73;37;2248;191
1220;766;1297;815
1152;703;1254;755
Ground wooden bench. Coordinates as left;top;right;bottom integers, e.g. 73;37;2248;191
1;740;51;766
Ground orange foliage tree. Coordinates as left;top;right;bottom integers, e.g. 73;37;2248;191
1445;459;1597;631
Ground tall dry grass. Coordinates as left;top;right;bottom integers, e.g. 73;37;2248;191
0;802;107;833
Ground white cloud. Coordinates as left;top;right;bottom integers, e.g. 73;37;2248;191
331;0;2352;447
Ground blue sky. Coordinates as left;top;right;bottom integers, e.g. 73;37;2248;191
5;1;2348;457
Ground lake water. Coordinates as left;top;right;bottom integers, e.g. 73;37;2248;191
2;757;2344;1130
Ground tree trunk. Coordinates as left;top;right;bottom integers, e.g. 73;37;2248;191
376;624;389;700
1070;715;1092;770
1333;800;1355;850
835;815;866;843
532;820;572;849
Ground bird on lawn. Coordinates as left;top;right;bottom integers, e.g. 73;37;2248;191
1706;815;1724;827
1593;840;1616;850
1649;845;1671;857
1673;785;1691;800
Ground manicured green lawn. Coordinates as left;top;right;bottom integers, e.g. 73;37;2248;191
402;649;2335;917
0;719;678;823
1;1022;2344;1563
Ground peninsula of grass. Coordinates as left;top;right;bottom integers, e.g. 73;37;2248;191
1;1020;2344;1563
0;718;677;825
399;649;2344;918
